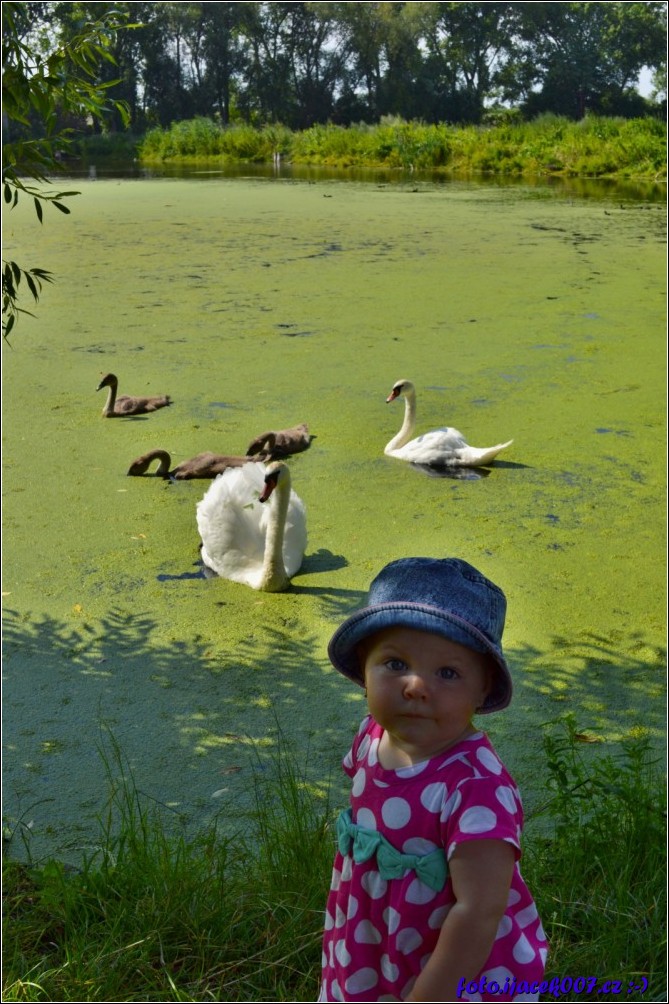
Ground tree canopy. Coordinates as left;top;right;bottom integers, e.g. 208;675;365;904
9;1;668;136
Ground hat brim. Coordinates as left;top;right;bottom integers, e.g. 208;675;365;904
328;601;512;713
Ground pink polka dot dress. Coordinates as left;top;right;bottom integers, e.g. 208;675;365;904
319;716;547;1002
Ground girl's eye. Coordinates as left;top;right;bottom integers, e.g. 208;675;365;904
384;658;407;672
438;666;458;680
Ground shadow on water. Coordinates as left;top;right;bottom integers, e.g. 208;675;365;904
3;605;664;862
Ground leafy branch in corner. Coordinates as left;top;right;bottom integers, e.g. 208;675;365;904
2;1;132;340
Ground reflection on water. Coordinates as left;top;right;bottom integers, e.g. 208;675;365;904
54;158;666;203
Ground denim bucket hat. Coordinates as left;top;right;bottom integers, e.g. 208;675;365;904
328;557;512;713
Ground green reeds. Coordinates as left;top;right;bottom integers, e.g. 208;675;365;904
3;719;666;1001
135;115;667;180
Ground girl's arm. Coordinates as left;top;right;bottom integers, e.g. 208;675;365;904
404;839;515;1003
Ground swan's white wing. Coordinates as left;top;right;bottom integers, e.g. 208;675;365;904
453;439;513;467
282;490;307;577
196;464;270;586
388;427;469;465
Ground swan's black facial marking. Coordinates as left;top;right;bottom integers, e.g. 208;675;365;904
259;470;280;504
387;382;404;403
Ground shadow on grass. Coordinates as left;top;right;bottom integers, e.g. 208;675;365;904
2;604;664;865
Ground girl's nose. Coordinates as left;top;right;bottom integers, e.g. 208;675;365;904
403;672;428;699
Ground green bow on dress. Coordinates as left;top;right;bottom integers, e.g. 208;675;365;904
336;808;448;892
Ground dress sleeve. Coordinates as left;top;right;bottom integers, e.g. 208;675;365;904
441;772;523;862
342;715;373;779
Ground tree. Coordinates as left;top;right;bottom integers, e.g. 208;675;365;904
2;1;130;339
505;2;667;118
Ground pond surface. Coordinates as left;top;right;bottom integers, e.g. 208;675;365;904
2;173;666;864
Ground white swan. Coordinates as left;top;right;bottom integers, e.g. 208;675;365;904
196;461;306;592
385;379;513;467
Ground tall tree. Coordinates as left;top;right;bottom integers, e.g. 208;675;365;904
506;1;667;118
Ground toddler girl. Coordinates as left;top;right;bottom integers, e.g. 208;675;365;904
319;557;547;1003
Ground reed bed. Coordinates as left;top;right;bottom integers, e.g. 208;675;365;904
133;115;667;180
3;718;666;1002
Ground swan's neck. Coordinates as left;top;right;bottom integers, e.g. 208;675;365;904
385;389;416;454
260;477;290;591
102;380;117;416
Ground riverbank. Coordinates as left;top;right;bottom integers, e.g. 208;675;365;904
126;114;667;181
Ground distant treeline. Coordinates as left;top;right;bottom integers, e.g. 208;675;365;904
17;1;668;134
131;115;666;181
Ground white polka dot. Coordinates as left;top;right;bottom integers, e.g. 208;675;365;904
357;735;371;761
361;869;387;900
343;751;354;769
345;968;378;994
495;784;517;813
396;927;423;955
335;904;347;928
334;938;351;966
481;965;514;985
354;919;382;944
347;894;359;919
368;738;380;766
507;887;521;906
356;807;376;830
420;781;447;813
381;796;412;829
459;805;497;833
396;759;429;778
405;877;438;904
351;768;366;797
324;908;334;931
402;836;438;855
536;920;546;942
516;902;539;929
330;867;341;891
512;932;536;963
539;946;548;965
400;976;417;999
341;855;353;881
441;789;462;822
331;978;344;1000
383;906;401;934
428;904;451;929
495;914;513;939
373;778;389;788
380;954;400;982
477;746;503;774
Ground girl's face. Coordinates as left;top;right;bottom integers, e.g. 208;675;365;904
359;626;492;766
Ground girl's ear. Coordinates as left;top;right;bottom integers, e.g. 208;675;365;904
475;658;495;711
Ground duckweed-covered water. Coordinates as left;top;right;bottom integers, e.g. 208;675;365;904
2;175;665;863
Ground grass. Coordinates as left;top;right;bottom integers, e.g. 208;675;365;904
133;114;667;181
3;718;666;1001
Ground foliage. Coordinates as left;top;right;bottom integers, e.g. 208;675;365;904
3;721;666;1001
12;1;668;140
1;1;130;340
138;115;667;181
524;715;666;995
3;730;333;1002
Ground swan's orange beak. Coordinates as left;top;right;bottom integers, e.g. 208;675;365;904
386;388;400;403
259;473;279;504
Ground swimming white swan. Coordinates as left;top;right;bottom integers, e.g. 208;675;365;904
196;461;306;591
97;373;172;417
385;379;513;467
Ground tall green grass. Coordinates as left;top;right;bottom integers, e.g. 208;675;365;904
136;115;667;180
3;718;666;1001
